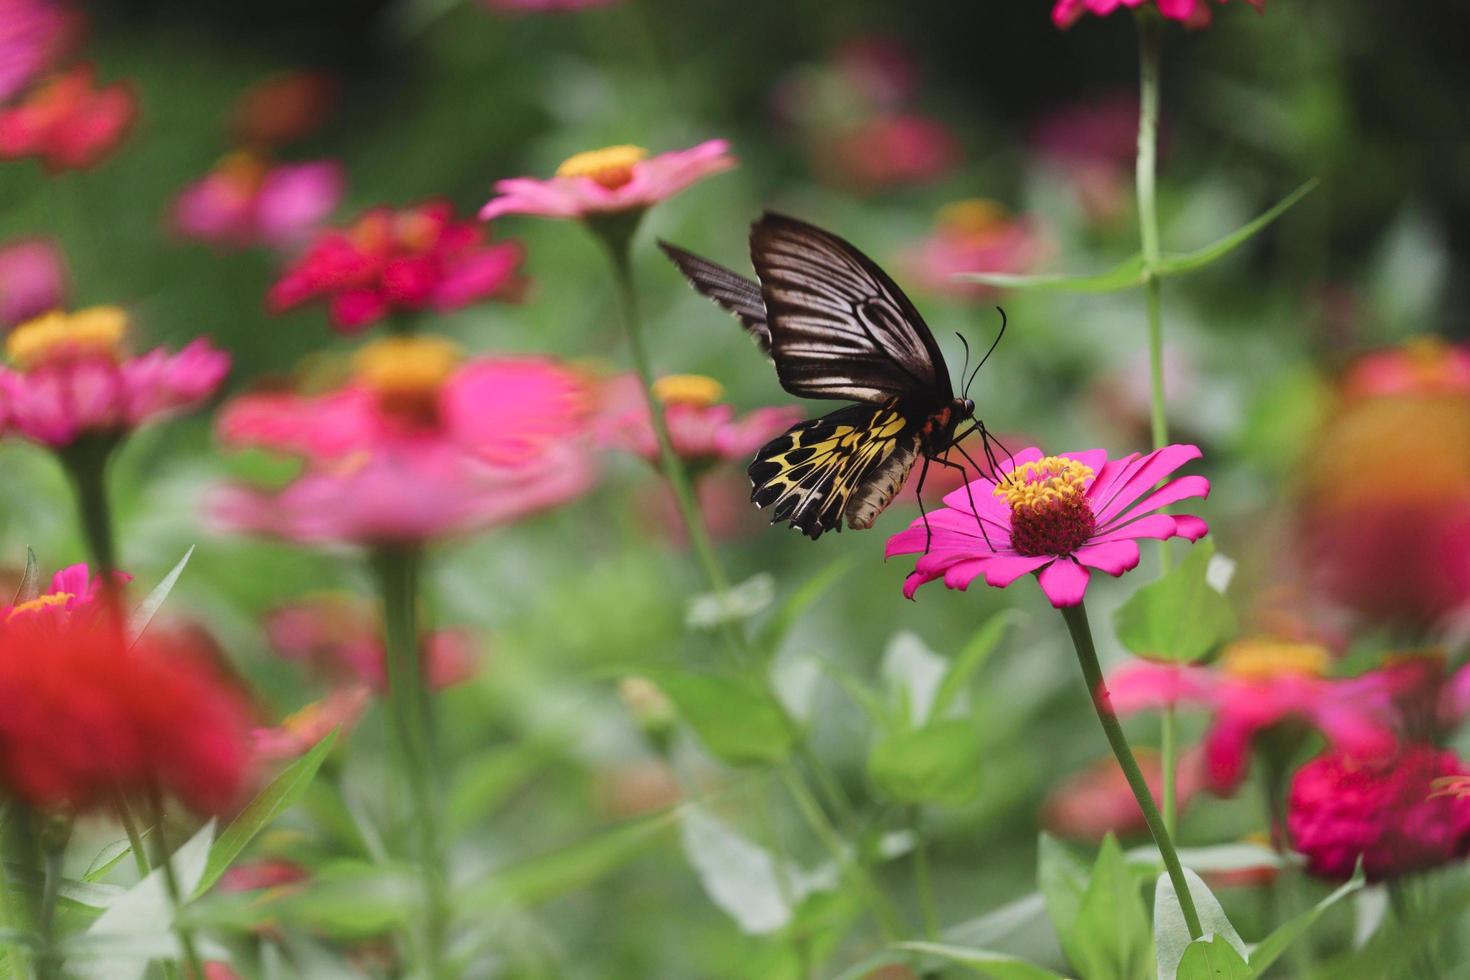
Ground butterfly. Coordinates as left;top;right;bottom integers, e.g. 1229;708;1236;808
660;212;1004;541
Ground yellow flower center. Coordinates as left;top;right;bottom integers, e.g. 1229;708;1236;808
6;593;72;621
352;335;462;424
216;150;268;194
556;145;649;190
938;198;1009;238
6;307;129;369
1219;639;1330;681
651;374;724;407
993;456;1095;556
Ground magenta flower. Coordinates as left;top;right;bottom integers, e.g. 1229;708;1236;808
0;238;64;329
901;199;1050;297
813;114;960;193
1030;94;1142;224
1289;745;1470;882
0;64;136;172
1;562;129;626
595;373;802;469
1107;640;1403;794
1052;0;1264;30
0;0;70;104
0;307;229;448
888;445;1209;607
478;141;735;221
171;154;344;252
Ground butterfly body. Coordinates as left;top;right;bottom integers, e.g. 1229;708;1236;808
661;213;981;540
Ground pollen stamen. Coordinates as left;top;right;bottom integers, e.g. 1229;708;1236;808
556;145;648;190
994;456;1096;556
7;307;129;369
352;335;462;425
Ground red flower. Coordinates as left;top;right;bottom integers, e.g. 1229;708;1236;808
1288;745;1470;882
0;612;253;815
267;201;524;333
0;65;136;172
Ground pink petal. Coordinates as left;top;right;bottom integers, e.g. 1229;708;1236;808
943;559;990;590
1061;447;1108;476
1090;444;1203;524
1097;475;1210;533
1171;514;1209;541
1073;539;1140;576
1038;558;1090;608
1107;661;1217;713
1082;452;1141;510
1091;513;1179;543
983;555;1051;587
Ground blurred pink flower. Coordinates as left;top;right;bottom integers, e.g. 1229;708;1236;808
218;859;309;894
1289;745;1470;881
1;562;129;626
832;36;918;110
596;373;801;469
252;684;372;762
172;153;344;252
1341;337;1470;400
479;141;735;221
230;71;336;148
0;307;228;448
901;199;1049;297
888;445;1209;607
482;0;617;10
0;64;135;172
1042;747;1204;843
0;0;71;103
1030;95;1141;223
266;593;477;691
814;114;959;193
0;239;64;329
1108;639;1403;794
1052;0;1264;29
267;201;524;333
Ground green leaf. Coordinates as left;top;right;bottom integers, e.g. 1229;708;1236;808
447;738;560;834
1178;937;1251;980
1069;835;1153;980
680;805;794;934
756;556;856;653
1126;842;1287;876
1247;863;1363;976
867;719;983;806
1154;179;1319;277
1037;832;1089;959
127;545;194;645
193;729;337;899
892;941;1066;979
276;861;418;939
1154;869;1247;980
84;837;144;883
644;668;793;766
1114;539;1235;663
12;548;39;604
956;254;1147;293
931;610;1021;720
463;810;676;908
1309;876;1470;979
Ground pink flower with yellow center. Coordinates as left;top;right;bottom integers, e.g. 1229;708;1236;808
812;114;960;193
0;306;229;448
1052;0;1264;30
478;141;735;222
1;562;129;626
901;199;1050;297
267;201;525;333
0;238;65;329
1107;638;1403;794
0;0;72;104
171;152;344;252
0;64;136;172
252;685;372;762
596;373;803;470
888;445;1209;608
211;336;598;546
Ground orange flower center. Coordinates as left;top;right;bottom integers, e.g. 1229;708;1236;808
1219;639;1330;681
216;150;268;195
6;593;72;621
993;456;1095;556
652;374;723;408
556;145;648;190
937;198;1009;240
352;335;462;424
6;307;129;369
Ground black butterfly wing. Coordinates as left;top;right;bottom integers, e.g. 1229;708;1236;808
657;240;772;355
750;212;952;405
750;401;921;539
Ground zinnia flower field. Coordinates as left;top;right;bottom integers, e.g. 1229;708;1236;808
0;0;1468;977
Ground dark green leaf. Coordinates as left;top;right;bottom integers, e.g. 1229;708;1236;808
931;610;1021;720
1155;179;1319;277
1070;835;1153;980
1037;832;1089;959
1114;539;1235;663
867;719;982;806
956;254;1147;293
1178;937;1251;980
644;668;793;766
1248;864;1363;975
194;729;337;898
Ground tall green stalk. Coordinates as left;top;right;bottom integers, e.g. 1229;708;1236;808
59;435;120;581
149;803;204;980
373;547;449;980
1061;603;1202;940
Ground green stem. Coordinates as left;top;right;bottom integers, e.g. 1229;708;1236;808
114;798;152;879
910;806;940;941
59;434;120;580
372;547;449;980
149;804;204;980
35;847;59;980
1161;705;1177;837
1060;603;1202;940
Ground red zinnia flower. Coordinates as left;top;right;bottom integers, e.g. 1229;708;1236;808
0;64;136;172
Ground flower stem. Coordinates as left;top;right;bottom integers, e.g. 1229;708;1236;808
114;797;153;879
59;434;120;580
149;802;204;980
372;546;449;980
910;805;940;941
1060;603;1202;940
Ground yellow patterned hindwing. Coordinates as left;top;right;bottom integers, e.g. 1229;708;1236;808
749;402;916;539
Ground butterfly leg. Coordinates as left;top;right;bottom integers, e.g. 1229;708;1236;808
932;450;996;551
914;451;935;553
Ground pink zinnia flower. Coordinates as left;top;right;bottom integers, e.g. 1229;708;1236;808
1052;0;1264;30
266;593;477;692
1042;747;1204;843
596;373;802;470
252;685;371;762
0;306;229;448
0;0;71;104
813;114;960;193
901;199;1049;297
0;238;65;329
888;445;1209;607
478;141;735;221
1;562;129;627
267;201;525;333
1288;745;1470;881
171;153;344;252
1030;95;1143;224
0;64;136;172
1108;639;1402;794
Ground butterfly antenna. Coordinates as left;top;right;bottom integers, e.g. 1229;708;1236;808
955;332;972;397
965;306;1008;398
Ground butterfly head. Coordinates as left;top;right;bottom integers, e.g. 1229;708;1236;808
961;397;975;418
